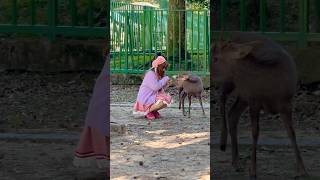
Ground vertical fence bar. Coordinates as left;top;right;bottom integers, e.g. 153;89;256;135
30;0;36;25
172;10;176;71
299;0;308;47
12;0;17;25
185;10;188;71
143;8;146;70
125;11;129;71
130;9;134;69
70;0;77;26
259;0;266;32
55;0;59;26
279;0;285;33
160;10;164;54
191;11;194;71
149;9;153;57
166;10;169;64
155;10;158;54
220;0;226;30
48;0;57;41
138;10;141;67
240;0;246;31
118;11;122;70
112;12;116;70
197;10;200;72
179;10;181;70
88;0;93;27
204;11;207;75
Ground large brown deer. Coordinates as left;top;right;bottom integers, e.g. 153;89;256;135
212;31;307;179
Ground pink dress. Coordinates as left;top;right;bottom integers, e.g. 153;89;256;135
133;70;173;116
73;54;109;177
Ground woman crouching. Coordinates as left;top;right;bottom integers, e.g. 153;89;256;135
133;56;173;122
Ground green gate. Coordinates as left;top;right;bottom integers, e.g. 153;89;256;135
110;4;210;76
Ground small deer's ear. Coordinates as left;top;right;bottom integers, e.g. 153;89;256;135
244;40;263;48
235;44;253;59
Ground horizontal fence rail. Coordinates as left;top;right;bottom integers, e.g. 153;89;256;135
0;0;107;41
110;8;210;76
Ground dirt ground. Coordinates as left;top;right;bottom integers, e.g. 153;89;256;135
110;105;210;180
0;140;107;180
0;71;105;180
110;83;210;180
210;84;320;180
0;71;320;180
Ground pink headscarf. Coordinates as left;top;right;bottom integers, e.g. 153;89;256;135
152;56;166;76
152;56;166;69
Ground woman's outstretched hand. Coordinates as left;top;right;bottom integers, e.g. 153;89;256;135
165;78;173;88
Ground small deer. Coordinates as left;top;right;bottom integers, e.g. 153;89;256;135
212;31;307;179
173;74;205;118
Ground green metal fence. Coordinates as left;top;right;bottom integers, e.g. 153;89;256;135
0;0;107;41
110;8;210;76
213;0;320;47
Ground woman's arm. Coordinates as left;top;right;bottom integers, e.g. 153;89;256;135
143;71;169;91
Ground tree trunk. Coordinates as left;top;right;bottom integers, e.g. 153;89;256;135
167;0;186;70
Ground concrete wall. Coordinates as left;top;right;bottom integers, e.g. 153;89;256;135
0;38;106;72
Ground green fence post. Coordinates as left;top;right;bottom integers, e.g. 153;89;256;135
12;0;17;25
197;10;200;71
143;8;146;70
259;0;267;32
279;0;285;33
30;0;36;25
88;0;93;27
70;0;77;26
299;0;308;47
203;11;208;75
220;0;226;30
185;10;188;71
155;10;158;55
191;11;193;71
48;0;57;41
149;9;153;55
172;10;176;71
125;11;129;71
240;0;246;31
179;10;181;69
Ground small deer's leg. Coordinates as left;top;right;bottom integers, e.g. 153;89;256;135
228;97;248;171
198;95;205;116
188;94;192;118
181;92;187;116
249;104;261;180
280;104;307;177
178;88;182;109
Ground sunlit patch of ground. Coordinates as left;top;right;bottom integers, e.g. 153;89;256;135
111;104;210;179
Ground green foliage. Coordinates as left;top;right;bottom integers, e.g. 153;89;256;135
186;0;208;9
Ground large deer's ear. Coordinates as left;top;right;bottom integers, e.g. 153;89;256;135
243;40;263;48
234;40;262;59
234;44;253;59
